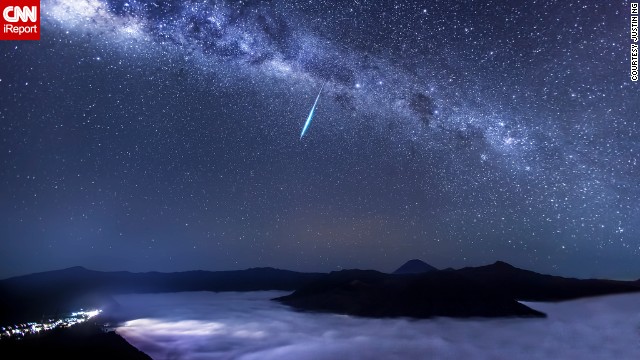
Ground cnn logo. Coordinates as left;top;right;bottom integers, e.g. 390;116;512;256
1;0;40;40
3;6;37;22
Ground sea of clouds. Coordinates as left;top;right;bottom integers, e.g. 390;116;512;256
113;291;640;359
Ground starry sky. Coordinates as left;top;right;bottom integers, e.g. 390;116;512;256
1;0;638;279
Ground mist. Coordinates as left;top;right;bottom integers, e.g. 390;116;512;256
112;291;640;359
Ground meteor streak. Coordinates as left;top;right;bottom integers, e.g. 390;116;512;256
300;83;326;139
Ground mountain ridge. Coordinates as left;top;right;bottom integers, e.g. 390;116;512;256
275;260;640;319
2;260;639;323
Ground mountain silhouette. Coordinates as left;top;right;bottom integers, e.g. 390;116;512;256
392;259;438;274
276;269;544;318
276;261;640;319
454;261;640;301
2;261;639;324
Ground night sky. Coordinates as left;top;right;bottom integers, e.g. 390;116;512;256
1;0;638;279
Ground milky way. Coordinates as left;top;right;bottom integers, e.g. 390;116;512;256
0;0;638;278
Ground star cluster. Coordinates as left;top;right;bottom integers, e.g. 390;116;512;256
0;0;638;279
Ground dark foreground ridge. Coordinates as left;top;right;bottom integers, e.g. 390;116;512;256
0;320;150;360
275;261;640;319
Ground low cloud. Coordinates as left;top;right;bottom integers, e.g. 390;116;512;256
113;291;640;360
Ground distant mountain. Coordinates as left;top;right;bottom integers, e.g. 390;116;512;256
392;259;438;274
0;267;323;324
275;269;544;318
275;261;640;319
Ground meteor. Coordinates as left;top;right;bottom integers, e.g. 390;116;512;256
300;83;326;139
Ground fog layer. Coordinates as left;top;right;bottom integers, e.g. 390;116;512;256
114;291;640;359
